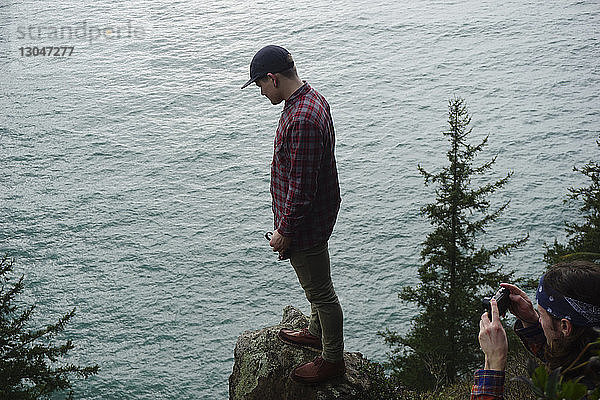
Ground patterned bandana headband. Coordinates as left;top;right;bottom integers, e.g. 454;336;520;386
536;274;600;327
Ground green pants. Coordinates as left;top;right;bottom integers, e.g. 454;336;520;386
289;242;344;362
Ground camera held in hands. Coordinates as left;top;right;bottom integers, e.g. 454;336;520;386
482;287;511;319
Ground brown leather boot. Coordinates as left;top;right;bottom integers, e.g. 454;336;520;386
278;328;322;351
290;356;346;384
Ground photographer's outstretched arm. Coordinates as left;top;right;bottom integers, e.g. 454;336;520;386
500;283;539;327
478;298;508;371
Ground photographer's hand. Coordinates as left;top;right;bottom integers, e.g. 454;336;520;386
500;283;539;327
479;298;508;371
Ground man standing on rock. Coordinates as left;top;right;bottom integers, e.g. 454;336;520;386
242;45;345;384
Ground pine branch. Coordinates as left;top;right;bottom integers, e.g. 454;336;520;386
0;257;99;397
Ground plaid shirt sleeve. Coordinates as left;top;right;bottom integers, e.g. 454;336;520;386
471;369;505;399
514;320;546;360
277;118;323;237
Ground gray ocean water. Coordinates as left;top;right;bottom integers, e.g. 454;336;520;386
0;0;598;398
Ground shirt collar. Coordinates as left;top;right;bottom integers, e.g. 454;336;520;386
284;81;310;110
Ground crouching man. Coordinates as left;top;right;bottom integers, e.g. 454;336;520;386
472;260;600;399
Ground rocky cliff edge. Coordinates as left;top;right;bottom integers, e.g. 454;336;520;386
229;306;373;400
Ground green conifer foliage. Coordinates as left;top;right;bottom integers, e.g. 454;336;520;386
0;256;98;399
545;134;600;265
382;98;527;389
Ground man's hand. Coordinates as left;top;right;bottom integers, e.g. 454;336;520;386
500;283;539;327
269;229;291;253
479;298;508;371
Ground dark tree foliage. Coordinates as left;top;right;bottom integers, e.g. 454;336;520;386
381;98;527;390
545;134;600;265
0;256;98;399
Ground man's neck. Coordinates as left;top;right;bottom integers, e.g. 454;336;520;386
281;78;304;102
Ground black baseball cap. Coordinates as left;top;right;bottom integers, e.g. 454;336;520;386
241;45;294;89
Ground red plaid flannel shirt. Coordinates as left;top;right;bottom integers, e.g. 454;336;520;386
270;82;341;251
471;370;506;399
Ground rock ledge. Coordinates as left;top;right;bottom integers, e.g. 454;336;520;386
229;306;372;400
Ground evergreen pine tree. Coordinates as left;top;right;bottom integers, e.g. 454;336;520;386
544;134;600;264
0;256;98;399
382;98;527;390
